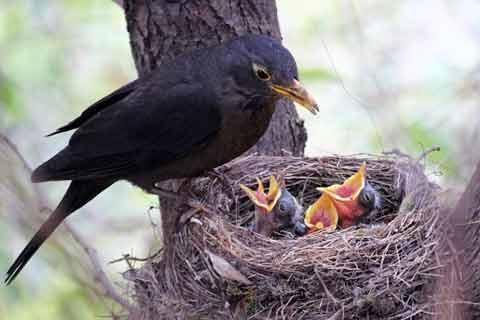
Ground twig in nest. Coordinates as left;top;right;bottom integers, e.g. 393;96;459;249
383;148;411;158
326;310;343;320
109;248;164;265
315;268;340;304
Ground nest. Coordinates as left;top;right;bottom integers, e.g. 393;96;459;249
128;154;442;319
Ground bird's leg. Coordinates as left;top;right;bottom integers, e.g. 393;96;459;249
204;167;221;179
150;185;176;199
151;182;211;214
151;182;185;200
210;167;224;176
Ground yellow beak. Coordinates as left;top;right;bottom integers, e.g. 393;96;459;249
316;162;367;227
271;79;319;115
317;162;366;202
304;194;338;232
240;175;282;213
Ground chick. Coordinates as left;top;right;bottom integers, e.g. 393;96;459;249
240;176;306;237
318;163;381;228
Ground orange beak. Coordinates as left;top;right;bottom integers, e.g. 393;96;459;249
304;194;338;232
240;176;282;214
317;162;367;227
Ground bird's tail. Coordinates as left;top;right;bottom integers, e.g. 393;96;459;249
5;179;112;285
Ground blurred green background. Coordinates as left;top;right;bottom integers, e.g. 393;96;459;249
1;0;479;318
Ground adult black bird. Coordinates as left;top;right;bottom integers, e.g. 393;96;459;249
5;34;318;284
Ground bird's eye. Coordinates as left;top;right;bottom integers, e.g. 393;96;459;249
253;63;271;81
362;191;372;203
278;201;288;214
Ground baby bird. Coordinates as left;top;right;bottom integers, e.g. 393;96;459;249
318;163;381;228
240;176;306;237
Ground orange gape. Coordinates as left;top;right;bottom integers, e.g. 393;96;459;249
304;162;371;233
240;176;283;236
318;163;368;228
240;176;281;213
304;193;338;232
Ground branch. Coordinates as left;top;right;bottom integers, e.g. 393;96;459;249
415;146;441;164
1;133;136;312
63;223;135;311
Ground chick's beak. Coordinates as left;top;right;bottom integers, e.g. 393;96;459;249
317;162;367;223
271;79;319;115
318;162;366;202
304;194;338;232
240;176;282;213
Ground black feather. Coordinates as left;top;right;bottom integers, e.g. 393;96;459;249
46;80;138;137
33;83;222;182
5;180;112;285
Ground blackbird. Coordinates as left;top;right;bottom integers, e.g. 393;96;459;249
240;176;305;237
317;163;381;228
5;34;318;284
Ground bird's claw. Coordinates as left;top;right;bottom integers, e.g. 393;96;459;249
150;185;182;200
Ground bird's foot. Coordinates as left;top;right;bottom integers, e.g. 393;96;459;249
204;167;223;180
151;184;211;214
150;184;184;200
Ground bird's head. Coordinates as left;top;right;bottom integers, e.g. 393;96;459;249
226;35;318;115
275;187;307;236
356;182;382;223
317;163;380;227
240;175;306;236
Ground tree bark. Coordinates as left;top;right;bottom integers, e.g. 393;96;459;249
123;0;307;246
441;160;480;319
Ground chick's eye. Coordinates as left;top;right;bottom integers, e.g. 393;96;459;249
278;202;288;214
253;64;271;81
362;192;371;202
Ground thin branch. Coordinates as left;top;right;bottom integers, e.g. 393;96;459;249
109;248;163;264
415;146;441;164
1;133;136;311
63;222;135;311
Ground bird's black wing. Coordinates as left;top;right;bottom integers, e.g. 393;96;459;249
32;82;222;181
47;79;139;137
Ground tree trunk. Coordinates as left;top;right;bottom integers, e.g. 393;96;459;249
123;0;307;246
439;160;480;319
